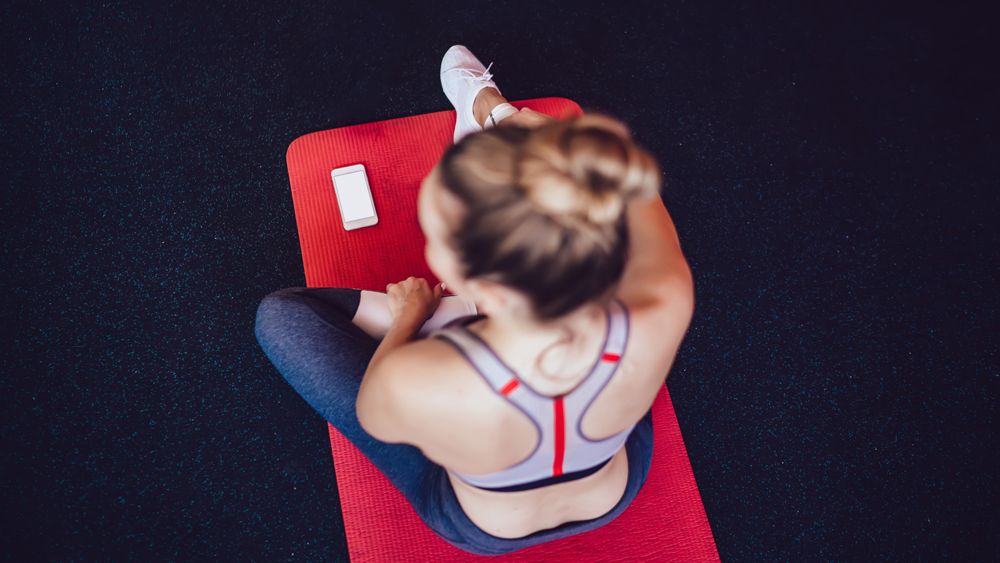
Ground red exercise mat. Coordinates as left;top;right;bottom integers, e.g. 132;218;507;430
285;97;719;561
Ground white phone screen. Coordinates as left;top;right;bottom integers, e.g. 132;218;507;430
335;171;376;221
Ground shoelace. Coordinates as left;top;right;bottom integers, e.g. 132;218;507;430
444;61;494;84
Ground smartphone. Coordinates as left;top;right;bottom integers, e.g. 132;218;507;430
331;164;379;231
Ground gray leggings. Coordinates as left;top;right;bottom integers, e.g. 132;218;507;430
254;286;655;556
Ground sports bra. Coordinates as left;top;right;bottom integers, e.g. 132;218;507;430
427;297;632;493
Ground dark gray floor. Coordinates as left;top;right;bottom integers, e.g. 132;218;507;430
3;1;997;560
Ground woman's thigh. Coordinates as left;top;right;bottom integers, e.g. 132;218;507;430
253;286;436;501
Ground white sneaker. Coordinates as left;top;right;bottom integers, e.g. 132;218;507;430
440;45;503;143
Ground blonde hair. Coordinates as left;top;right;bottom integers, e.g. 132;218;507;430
437;112;662;380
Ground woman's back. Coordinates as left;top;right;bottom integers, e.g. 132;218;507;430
402;287;691;539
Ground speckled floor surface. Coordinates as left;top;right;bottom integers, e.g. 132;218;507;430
2;2;997;560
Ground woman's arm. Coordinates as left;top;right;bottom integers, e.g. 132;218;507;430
619;195;694;307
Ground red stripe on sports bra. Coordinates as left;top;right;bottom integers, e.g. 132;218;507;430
500;378;519;396
552;397;565;477
602;352;621;362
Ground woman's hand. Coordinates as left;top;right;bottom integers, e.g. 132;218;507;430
386;276;445;328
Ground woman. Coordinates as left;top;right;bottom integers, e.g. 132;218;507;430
255;45;695;556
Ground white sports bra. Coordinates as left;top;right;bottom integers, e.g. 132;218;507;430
428;297;633;492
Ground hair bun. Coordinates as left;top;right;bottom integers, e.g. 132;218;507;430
518;112;661;226
567;113;633;142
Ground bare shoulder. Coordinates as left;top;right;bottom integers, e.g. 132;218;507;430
371;336;512;472
407;333;461;363
375;336;469;393
395;335;507;407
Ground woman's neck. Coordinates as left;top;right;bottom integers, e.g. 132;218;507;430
483;302;605;341
472;302;608;389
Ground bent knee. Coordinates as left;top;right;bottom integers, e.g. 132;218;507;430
254;287;309;344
